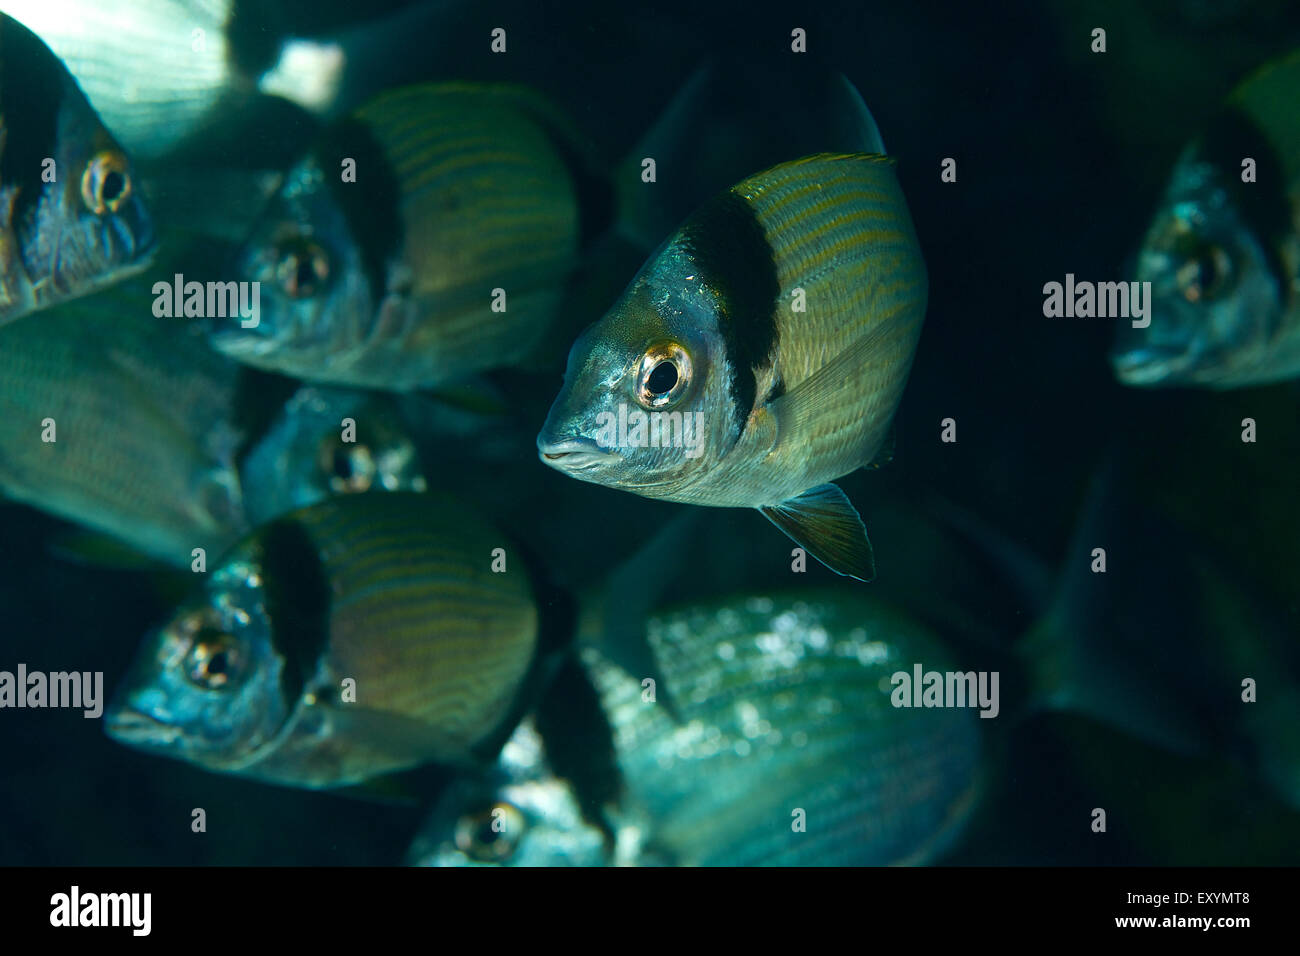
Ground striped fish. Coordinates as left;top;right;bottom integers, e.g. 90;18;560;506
213;83;596;390
538;151;928;580
413;591;983;866
106;492;559;789
0;282;248;566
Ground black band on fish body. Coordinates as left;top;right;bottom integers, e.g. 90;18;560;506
533;654;623;846
1200;107;1294;321
0;17;70;228
679;190;781;435
315;117;403;304
256;518;333;708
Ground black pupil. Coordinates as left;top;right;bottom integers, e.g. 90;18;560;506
295;255;317;290
100;171;124;203
333;446;354;479
646;361;678;395
478;821;501;845
206;651;228;677
1196;251;1219;291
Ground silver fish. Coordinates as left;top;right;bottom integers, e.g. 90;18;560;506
0;13;155;322
1113;49;1300;387
415;590;983;866
539;151;927;581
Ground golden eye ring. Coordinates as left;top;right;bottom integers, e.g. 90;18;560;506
636;341;691;409
81;151;132;215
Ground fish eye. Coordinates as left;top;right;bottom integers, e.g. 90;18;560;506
1175;239;1234;304
184;628;244;690
454;803;525;863
80;151;132;215
636;341;692;409
319;437;376;493
275;238;330;299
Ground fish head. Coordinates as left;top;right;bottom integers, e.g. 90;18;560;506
105;554;292;771
0;13;155;319
1114;156;1282;387
19;110;156;313
409;721;612;867
215;157;371;371
412;777;611;867
241;387;427;525
537;270;734;494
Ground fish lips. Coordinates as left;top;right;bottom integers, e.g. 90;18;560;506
103;703;185;749
1110;343;1195;385
536;435;623;473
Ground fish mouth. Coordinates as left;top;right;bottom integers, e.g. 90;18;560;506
1111;344;1196;386
537;436;622;470
104;707;183;746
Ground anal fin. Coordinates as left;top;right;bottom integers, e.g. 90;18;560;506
759;483;875;582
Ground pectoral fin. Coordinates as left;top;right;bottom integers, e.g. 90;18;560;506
759;483;875;582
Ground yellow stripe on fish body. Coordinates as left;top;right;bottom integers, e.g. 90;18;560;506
271;493;539;769
657;152;926;506
537;151;926;580
353;84;582;367
737;154;927;488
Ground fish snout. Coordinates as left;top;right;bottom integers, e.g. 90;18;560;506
536;435;621;467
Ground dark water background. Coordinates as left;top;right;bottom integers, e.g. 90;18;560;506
2;0;1299;865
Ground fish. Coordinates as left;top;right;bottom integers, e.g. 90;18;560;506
239;385;428;527
209;82;603;390
0;13;156;323
538;151;928;581
407;718;618;867
0;283;247;566
1113;49;1300;388
414;590;984;866
2;1;351;160
105;492;564;789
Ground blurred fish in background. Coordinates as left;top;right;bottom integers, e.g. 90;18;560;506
1113;49;1300;387
413;590;984;866
1;0;1298;870
0;0;349;159
106;492;570;788
0;13;155;322
211;83;607;390
0;282;246;565
239;385;428;526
